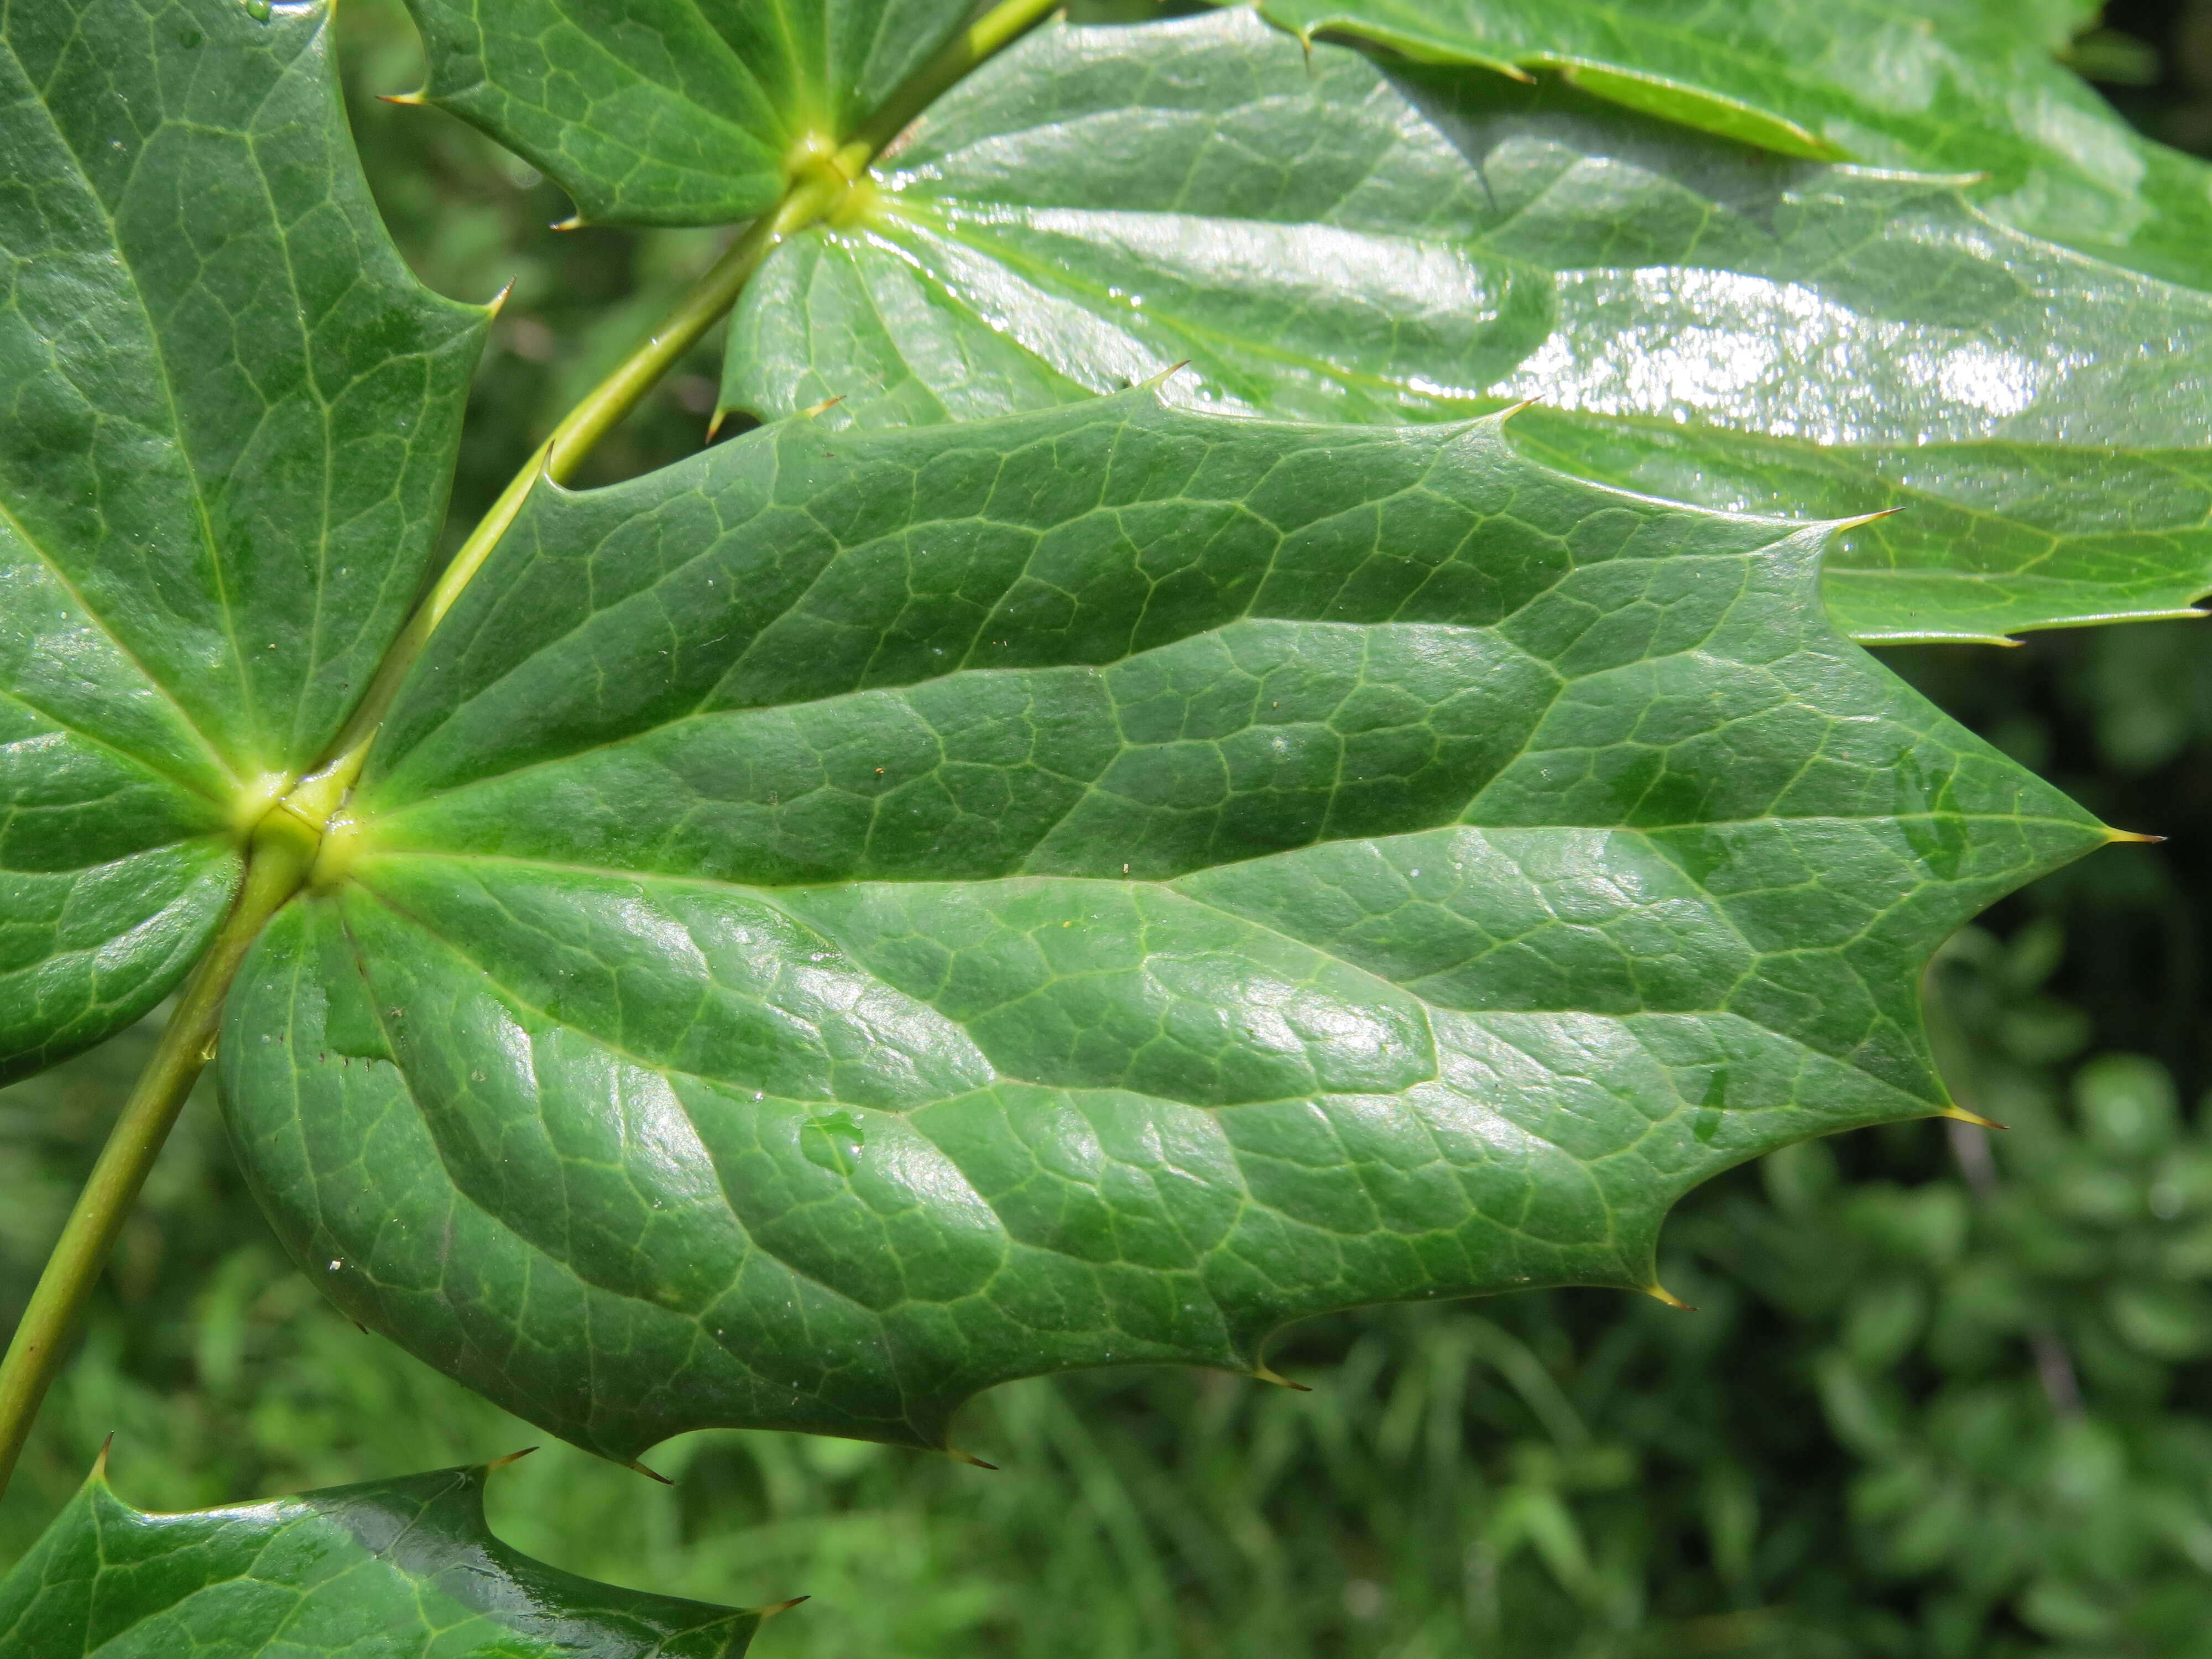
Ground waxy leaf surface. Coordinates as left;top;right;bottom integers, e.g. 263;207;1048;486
0;0;484;1080
1250;0;2212;288
405;0;977;225
0;1459;761;1657
724;11;2212;645
220;394;2109;1459
388;0;2212;644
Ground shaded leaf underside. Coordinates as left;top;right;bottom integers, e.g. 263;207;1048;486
0;0;483;1079
219;397;2109;1458
723;11;2212;645
0;1462;759;1658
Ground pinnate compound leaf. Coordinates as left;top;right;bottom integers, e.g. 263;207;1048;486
218;393;2111;1459
1248;0;2212;288
404;0;977;225
722;10;2212;645
0;0;486;1079
0;1457;764;1657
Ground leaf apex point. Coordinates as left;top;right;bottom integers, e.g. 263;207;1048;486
482;280;515;321
1253;1364;1311;1391
551;214;585;232
483;1446;538;1473
947;1447;999;1470
378;90;427;106
1140;359;1192;393
1644;1285;1697;1312
759;1595;809;1619
2106;827;2166;845
1939;1104;2007;1131
1830;507;1906;534
706;408;729;441
624;1457;675;1485
92;1432;114;1482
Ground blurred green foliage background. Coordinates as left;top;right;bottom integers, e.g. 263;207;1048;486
6;2;2212;1654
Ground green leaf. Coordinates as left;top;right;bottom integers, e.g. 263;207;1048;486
378;2;2212;645
2017;0;2105;54
219;393;2111;1459
404;0;978;225
721;10;2212;645
0;0;485;1078
0;1455;766;1657
1248;0;2212;288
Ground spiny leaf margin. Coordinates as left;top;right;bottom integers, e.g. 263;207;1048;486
219;392;2115;1459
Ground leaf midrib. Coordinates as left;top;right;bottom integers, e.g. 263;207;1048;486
875;201;1505;411
3;32;272;785
355;810;2106;890
500;0;784;178
345;843;1933;1273
0;498;239;802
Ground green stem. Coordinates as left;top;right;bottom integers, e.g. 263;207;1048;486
0;817;317;1498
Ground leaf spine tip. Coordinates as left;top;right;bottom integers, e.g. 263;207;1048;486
1644;1285;1697;1312
378;90;426;106
93;1432;114;1482
1830;506;1906;533
2106;827;2166;845
624;1458;675;1485
1938;1104;2008;1131
483;1446;539;1473
483;280;515;321
705;408;729;441
758;1597;810;1620
1140;359;1192;392
947;1448;999;1470
551;215;584;232
1253;1364;1310;1391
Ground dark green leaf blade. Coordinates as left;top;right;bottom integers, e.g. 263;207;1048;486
722;9;2212;645
1504;417;2212;646
404;0;977;225
0;0;485;1077
1247;0;2212;287
0;1456;765;1657
4;0;488;781
220;394;2114;1458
